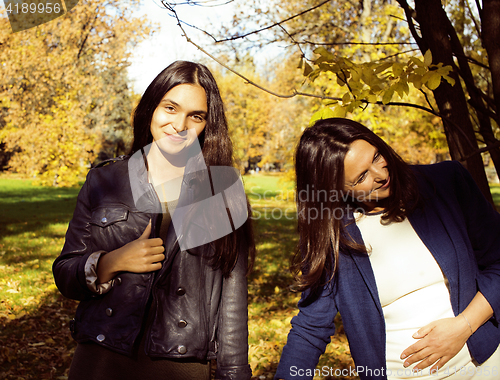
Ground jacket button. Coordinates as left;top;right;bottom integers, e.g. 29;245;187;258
178;320;187;328
96;334;105;342
115;277;122;285
105;308;113;317
175;287;185;296
101;217;107;224
177;345;187;354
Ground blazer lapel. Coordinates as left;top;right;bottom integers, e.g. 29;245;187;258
344;221;384;316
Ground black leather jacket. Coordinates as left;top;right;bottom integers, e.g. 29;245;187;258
53;155;252;380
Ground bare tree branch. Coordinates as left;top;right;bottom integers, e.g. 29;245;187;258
212;0;332;43
159;2;450;125
463;141;500;161
160;0;234;8
296;40;418;46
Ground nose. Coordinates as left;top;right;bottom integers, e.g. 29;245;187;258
171;115;188;133
371;163;386;182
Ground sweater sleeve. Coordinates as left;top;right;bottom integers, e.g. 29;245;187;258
275;285;337;380
451;161;500;322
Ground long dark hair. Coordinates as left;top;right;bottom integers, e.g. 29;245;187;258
130;61;254;277
131;61;232;167
293;118;419;293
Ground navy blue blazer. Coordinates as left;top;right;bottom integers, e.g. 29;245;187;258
275;161;500;380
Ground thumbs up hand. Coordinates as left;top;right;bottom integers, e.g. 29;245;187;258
96;220;165;284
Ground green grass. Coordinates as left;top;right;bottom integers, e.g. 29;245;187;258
0;178;79;318
490;183;500;210
10;174;500;379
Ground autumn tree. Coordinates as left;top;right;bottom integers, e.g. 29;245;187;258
161;0;499;203
212;56;313;174
0;0;153;186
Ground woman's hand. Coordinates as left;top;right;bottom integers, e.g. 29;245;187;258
400;316;471;374
97;221;165;283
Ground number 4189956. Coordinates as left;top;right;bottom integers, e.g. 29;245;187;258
6;2;62;14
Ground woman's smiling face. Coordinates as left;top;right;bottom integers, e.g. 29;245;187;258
150;83;208;156
343;139;391;208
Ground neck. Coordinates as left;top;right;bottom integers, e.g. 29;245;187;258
146;143;187;185
359;198;390;214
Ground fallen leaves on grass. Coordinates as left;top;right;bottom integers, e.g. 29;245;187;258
0;291;78;380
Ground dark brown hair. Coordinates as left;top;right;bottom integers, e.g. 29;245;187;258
293;118;419;294
130;61;254;277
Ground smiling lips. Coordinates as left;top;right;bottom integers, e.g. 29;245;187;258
378;175;390;190
165;133;186;142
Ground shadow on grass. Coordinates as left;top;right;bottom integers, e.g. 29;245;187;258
249;207;298;304
0;183;79;266
0;197;77;236
0;290;79;380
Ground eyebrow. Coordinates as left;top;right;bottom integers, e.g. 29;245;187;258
160;99;208;116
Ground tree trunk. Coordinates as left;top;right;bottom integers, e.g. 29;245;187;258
409;0;494;204
444;2;500;181
482;0;500;126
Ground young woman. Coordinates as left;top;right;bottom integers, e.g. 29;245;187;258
275;118;500;380
53;61;255;380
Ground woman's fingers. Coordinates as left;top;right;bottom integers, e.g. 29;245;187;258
401;317;469;373
400;333;429;359
412;322;434;339
402;346;432;367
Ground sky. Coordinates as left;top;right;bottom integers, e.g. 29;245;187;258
127;0;239;94
0;0;282;94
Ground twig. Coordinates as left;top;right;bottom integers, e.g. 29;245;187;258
186;0;333;43
297;41;418;46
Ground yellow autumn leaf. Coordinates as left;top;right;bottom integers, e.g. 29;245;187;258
425;72;442;90
382;88;394;104
423;49;433;67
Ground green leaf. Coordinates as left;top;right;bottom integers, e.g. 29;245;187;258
442;75;456;86
332;105;347;118
309;69;321;82
374;62;393;74
415;67;427;76
309;107;337;126
303;61;314;77
425;72;442;90
382;88;394;104
392;62;404;77
409;57;424;67
367;94;378;103
342;92;351;103
394;83;404;98
423;50;433;67
402;81;410;95
313;47;334;61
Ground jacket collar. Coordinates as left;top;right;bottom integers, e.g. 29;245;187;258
343;210;384;316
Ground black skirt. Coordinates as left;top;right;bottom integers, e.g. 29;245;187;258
68;334;211;380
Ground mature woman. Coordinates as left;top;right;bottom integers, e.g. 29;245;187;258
53;61;254;380
275;118;500;379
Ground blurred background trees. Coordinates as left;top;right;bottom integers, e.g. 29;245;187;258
0;0;154;186
1;0;499;201
171;0;499;202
